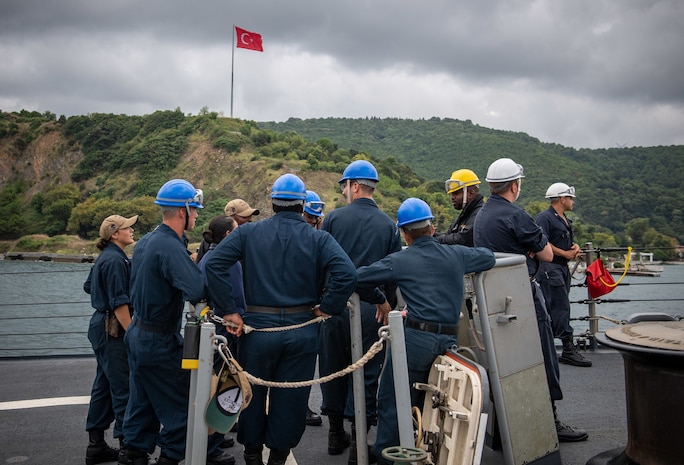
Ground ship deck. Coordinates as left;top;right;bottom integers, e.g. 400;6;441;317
0;348;628;465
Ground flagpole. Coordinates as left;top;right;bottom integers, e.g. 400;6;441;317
230;24;235;118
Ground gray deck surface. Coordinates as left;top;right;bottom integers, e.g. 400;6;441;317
0;350;627;465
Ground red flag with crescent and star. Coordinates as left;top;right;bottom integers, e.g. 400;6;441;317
235;26;263;52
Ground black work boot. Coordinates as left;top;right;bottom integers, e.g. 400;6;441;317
328;416;351;455
86;430;119;465
559;340;592;367
553;403;588;442
267;448;290;465
207;450;235;465
306;406;323;426
117;438;131;465
125;447;146;465
244;447;264;465
155;454;179;465
220;435;235;448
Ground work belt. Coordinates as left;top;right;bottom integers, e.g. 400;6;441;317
405;318;458;336
132;317;177;333
246;305;312;315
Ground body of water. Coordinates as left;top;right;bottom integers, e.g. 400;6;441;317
1;259;683;357
0;260;93;357
568;263;684;337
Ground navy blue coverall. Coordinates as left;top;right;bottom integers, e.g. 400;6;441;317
473;194;563;401
123;224;206;462
320;197;402;424
535;206;575;343
84;242;132;441
204;210;356;453
356;236;495;463
198;244;245;358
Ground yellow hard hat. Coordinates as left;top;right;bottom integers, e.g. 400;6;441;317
445;169;481;194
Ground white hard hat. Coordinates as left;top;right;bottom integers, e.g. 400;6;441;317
485;158;525;182
545;182;576;198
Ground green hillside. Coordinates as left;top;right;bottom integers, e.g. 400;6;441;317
0;110;680;259
259;117;684;244
0;110;419;244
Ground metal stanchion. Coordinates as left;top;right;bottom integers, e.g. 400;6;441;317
185;322;216;465
350;292;369;465
584;242;598;349
387;310;413;449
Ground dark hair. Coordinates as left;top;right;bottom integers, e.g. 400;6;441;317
489;180;515;195
273;203;303;214
401;224;433;240
357;183;375;195
96;238;108;251
202;215;236;245
467;184;480;195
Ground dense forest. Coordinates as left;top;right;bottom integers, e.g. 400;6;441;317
0;110;681;260
260;117;684;246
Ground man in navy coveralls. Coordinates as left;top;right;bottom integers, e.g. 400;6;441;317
535;183;591;367
356;198;495;464
320;160;402;462
474;159;588;443
204;174;356;465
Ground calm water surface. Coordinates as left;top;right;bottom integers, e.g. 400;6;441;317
568;263;684;336
1;260;683;357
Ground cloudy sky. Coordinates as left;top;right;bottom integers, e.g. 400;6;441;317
2;0;683;149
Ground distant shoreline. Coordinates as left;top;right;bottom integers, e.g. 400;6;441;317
1;251;96;263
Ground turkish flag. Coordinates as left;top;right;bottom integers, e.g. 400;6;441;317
235;27;263;52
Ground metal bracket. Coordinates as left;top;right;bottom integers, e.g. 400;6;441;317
497;296;517;324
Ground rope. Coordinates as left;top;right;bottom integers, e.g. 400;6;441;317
598;315;626;325
245;339;386;388
209;313;327;334
572;314;627;325
412;406;424;448
212;330;387;389
599;246;632;288
208;308;389;388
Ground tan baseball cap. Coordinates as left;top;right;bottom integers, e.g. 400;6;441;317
99;215;139;241
224;199;260;218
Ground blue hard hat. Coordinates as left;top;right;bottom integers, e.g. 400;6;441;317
304;190;326;217
155;179;204;208
270;174;307;200
339;160;379;184
396;198;434;228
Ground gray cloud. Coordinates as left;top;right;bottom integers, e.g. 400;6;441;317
1;0;682;149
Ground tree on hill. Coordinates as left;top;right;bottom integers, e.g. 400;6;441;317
0;110;680;257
